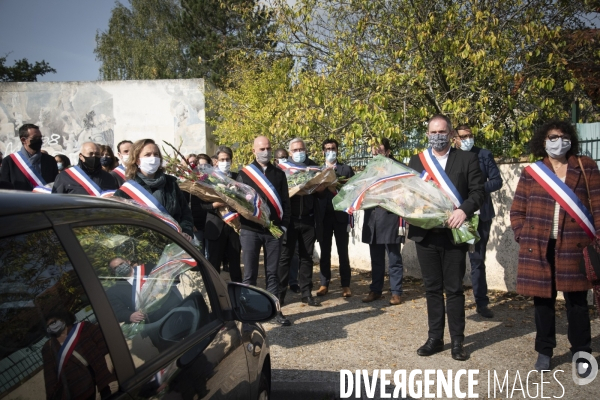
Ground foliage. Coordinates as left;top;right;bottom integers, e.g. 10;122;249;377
0;55;56;82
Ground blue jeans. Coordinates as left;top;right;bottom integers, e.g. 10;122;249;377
369;243;403;295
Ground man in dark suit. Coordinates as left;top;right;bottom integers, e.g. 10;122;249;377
200;146;242;282
362;138;405;305
316;138;355;298
454;124;503;319
0;124;58;191
408;115;484;361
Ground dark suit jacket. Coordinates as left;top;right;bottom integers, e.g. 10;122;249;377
0;151;58;191
52;162;119;194
316;162;354;242
407;147;485;243
200;171;239;240
470;146;502;221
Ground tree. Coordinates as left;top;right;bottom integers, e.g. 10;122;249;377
0;55;56;82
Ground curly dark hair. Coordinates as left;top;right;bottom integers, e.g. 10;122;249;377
530;120;579;158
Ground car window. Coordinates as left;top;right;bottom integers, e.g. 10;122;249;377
0;229;117;400
72;224;217;369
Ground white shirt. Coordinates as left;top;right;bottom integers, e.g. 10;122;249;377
433;147;451;170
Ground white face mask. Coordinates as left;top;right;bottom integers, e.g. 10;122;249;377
138;156;161;174
325;151;337;163
460;138;474;151
218;161;231;173
277;158;288;164
292;151;306;163
121;155;130;163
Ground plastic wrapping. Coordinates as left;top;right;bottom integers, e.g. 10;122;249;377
277;160;338;197
332;155;479;244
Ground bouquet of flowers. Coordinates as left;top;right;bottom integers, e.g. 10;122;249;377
332;156;479;244
277;160;338;197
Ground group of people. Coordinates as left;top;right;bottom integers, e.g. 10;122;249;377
1;114;598;372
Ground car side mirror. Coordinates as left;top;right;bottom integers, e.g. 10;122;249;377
227;283;279;323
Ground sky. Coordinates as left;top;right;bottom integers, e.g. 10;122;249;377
0;0;116;82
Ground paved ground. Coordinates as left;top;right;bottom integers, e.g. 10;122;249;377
231;264;600;399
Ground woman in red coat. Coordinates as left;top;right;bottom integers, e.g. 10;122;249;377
510;121;600;371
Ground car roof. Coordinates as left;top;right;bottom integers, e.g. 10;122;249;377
0;190;145;217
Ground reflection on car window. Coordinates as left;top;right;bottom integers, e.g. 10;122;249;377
73;225;216;370
0;229;117;399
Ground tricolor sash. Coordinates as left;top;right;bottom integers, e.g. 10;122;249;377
344;172;414;214
526;161;595;239
149;258;197;276
57;322;85;377
131;265;147;309
418;148;463;208
223;211;240;223
9;150;47;187
113;165;126;180
33;186;52;194
242;164;283;220
64;166;103;196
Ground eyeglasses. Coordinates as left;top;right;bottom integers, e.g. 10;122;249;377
547;134;571;144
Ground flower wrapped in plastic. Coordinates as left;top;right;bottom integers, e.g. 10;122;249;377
332;155;479;244
121;244;197;339
277;160;338;197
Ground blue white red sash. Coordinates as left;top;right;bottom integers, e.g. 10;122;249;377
278;160;321;173
526;161;595;239
150;258;197;276
418;148;463;208
57;322;85;377
223;211;240;223
242;164;283;220
10;150;46;187
113;165;126;180
33;186;52;194
131;265;147;308
119;180;182;232
344;172;414;214
64;166;103;196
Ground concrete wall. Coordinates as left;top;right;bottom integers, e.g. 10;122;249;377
0;79;212;160
316;162;527;292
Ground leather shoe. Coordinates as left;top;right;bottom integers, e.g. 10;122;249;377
476;306;494;318
302;296;322;306
362;291;382;303
342;287;352;297
417;338;444;356
275;312;291;326
451;340;469;361
316;286;328;296
389;294;402;305
289;284;300;293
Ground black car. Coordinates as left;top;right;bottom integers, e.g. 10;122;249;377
0;191;277;400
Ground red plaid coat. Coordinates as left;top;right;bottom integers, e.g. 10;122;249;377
510;155;600;298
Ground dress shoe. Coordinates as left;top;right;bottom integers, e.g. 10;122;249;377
302;296;322;306
476;305;494;318
279;291;286;307
451;340;469;361
316;286;328;296
289;284;301;293
417;338;444;356
535;353;551;371
274;312;291;326
362;291;382;303
342;287;352;297
389;294;402;305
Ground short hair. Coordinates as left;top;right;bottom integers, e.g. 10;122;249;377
187;154;197;159
55;154;71;167
19;124;40;139
322;138;339;151
44;309;76;326
288;137;306;151
428;114;453;133
117;140;133;153
455;124;471;132
126;139;163;179
274;148;288;158
215;145;233;160
380;138;391;151
197;153;212;164
530;120;579;159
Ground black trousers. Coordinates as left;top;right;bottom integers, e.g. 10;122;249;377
415;231;467;341
468;218;492;307
279;218;316;298
534;239;592;357
319;214;351;287
206;225;242;282
240;229;282;297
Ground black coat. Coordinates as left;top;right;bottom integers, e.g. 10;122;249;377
287;157;320;220
316;162;354;242
237;160;291;233
113;173;194;237
407;147;485;243
200;171;238;240
52;161;118;194
470;146;503;221
0;151;58;191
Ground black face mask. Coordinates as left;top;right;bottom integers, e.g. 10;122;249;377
28;138;43;152
100;156;112;167
81;155;100;170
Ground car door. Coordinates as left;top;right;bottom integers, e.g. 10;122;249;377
46;207;253;399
